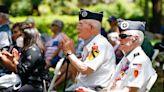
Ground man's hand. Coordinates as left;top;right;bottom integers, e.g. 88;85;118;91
60;33;75;55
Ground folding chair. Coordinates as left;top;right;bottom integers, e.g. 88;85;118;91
151;49;159;62
145;73;158;92
48;58;65;92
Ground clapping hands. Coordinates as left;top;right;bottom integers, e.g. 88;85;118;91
60;33;75;55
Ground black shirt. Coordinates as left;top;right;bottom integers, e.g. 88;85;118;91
16;44;48;88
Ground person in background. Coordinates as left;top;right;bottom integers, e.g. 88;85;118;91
107;16;120;33
0;5;13;77
141;37;155;61
154;39;164;52
100;27;108;39
25;17;38;32
0;5;12;51
61;9;116;91
45;19;65;68
107;16;120;50
25;17;50;44
0;23;49;92
107;17;123;64
11;22;24;51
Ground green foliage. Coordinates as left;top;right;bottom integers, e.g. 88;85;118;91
48;0;79;15
10;0;32;16
10;15;78;42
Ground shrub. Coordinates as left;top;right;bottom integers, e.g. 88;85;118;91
10;15;78;42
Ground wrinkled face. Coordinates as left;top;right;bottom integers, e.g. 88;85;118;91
12;26;22;41
119;31;134;53
77;20;92;40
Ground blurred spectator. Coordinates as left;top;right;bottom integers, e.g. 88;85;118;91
25;17;37;29
141;36;155;60
45;19;65;68
75;38;85;58
107;16;119;33
25;17;50;44
107;16;120;50
0;5;12;51
154;38;164;52
0;5;13;78
11;22;24;51
0;23;49;92
101;27;108;39
107;17;122;64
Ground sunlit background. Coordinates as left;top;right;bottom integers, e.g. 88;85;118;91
0;0;163;92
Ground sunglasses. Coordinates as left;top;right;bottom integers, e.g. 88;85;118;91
119;34;132;39
51;24;56;27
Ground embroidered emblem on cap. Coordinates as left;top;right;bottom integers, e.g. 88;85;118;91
81;10;88;17
121;21;129;30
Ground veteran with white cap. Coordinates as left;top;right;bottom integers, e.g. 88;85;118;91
102;20;157;92
61;9;116;91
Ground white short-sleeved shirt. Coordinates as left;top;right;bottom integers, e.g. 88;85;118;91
0;32;10;49
111;46;156;91
67;34;116;91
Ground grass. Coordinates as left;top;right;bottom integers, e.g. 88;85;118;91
150;68;164;92
150;53;164;92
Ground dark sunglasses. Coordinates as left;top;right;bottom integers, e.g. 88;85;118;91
51;23;58;27
119;34;132;39
51;24;55;26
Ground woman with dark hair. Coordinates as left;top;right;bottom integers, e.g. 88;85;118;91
0;22;49;92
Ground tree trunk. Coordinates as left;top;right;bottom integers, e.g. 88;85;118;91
151;0;162;33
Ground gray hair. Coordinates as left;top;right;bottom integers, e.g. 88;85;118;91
124;30;144;45
86;19;101;32
52;19;64;31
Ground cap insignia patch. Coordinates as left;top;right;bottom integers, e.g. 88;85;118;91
121;21;129;30
81;11;88;17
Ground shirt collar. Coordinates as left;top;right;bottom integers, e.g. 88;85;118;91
83;34;99;47
126;46;141;62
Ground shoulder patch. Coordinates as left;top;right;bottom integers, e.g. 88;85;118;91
88;43;99;61
134;69;139;78
133;63;142;78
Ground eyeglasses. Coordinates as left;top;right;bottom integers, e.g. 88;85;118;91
119;34;132;39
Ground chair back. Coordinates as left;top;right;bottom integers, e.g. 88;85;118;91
146;73;158;92
151;49;159;62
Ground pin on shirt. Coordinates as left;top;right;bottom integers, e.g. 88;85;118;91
134;52;139;57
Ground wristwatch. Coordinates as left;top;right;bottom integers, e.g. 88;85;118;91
66;51;72;57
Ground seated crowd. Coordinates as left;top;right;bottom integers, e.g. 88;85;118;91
0;7;159;92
